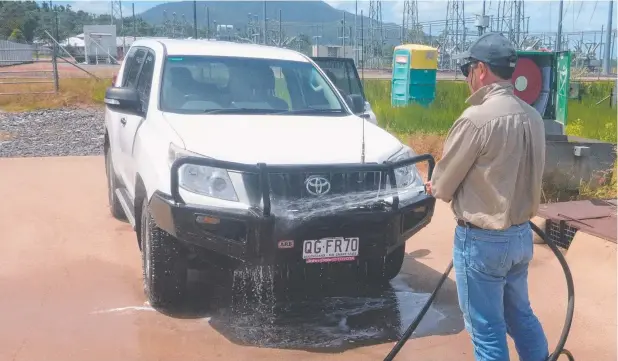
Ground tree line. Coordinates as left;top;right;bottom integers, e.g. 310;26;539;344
0;1;158;44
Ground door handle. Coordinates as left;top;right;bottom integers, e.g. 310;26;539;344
120;117;127;126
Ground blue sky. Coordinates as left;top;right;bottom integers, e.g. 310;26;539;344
61;0;616;34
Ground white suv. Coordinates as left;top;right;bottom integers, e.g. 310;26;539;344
103;39;435;310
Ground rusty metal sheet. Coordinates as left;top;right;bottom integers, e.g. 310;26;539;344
537;199;617;243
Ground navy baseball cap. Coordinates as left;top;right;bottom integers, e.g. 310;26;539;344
453;32;518;68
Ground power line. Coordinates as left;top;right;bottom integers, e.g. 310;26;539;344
589;0;599;24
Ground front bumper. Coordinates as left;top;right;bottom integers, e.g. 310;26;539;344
149;155;436;266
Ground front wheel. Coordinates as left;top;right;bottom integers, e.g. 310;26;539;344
365;245;406;282
140;197;189;310
382;245;406;280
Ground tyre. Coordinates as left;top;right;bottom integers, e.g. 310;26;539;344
105;147;126;220
365;245;406;283
140;197;189;310
382;245;406;281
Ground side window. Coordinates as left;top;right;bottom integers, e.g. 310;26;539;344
120;47;137;85
122;48;146;88
344;62;363;98
135;51;155;114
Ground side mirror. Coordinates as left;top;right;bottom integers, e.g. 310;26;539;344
104;87;142;115
346;94;366;114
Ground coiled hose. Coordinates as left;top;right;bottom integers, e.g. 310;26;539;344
384;221;575;361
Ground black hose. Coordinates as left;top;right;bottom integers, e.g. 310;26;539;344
384;220;575;361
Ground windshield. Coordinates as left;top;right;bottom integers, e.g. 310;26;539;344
160;55;347;115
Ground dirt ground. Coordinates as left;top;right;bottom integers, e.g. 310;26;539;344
0;156;615;361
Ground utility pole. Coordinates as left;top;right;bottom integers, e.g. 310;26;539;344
132;3;136;40
354;0;358;64
401;8;405;43
263;1;267;44
603;0;614;74
556;0;564;51
206;6;210;38
193;0;198;38
361;10;364;81
342;11;346;56
279;9;282;47
313;35;322;55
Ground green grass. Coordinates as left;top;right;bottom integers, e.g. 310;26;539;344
565;81;617;142
363;79;617;143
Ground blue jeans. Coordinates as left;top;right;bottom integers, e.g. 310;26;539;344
453;222;549;361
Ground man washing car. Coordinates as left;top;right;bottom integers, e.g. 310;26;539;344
425;33;549;361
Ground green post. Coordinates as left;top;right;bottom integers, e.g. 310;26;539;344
555;51;571;127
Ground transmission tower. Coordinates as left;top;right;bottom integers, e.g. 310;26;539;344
441;0;466;69
494;1;527;48
402;0;420;44
172;12;178;38
162;10;171;37
180;13;188;38
111;1;123;28
245;13;260;43
110;1;125;52
513;0;527;47
368;0;384;68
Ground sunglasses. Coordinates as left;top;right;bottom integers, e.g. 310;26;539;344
460;60;478;77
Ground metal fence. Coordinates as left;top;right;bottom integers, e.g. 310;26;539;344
0;40;36;66
0;40;58;96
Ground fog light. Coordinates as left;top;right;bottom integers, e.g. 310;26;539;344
196;215;220;225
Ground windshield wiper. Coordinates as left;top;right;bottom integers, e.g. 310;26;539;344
273;108;345;115
202;108;279;114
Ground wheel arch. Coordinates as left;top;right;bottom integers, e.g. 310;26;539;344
103;129;110;153
134;174;147;249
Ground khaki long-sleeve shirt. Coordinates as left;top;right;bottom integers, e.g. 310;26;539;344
431;81;546;230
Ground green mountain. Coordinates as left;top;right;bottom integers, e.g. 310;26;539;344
139;1;401;45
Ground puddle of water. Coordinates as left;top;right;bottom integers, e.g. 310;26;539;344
207;275;450;352
91;275;453;352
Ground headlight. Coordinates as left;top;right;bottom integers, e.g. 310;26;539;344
178;164;238;201
388;146;422;188
169;143;239;202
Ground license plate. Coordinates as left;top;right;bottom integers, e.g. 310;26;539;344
302;237;359;264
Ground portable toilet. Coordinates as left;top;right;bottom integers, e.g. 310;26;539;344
391;44;438;107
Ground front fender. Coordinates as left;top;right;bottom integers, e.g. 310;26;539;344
132;115;184;203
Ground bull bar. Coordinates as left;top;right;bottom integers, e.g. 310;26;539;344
169;153;436;215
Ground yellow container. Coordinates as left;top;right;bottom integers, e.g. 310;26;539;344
394;44;438;70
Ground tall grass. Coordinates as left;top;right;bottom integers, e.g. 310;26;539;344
565;81;617;142
0;78;108;111
364;79;617;143
364;80;470;135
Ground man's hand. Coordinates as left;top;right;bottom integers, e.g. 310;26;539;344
424;181;433;195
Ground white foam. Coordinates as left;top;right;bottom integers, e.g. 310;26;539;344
90;305;156;314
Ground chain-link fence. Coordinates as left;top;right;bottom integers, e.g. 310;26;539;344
0;40;58;96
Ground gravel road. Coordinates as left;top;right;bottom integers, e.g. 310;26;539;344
0;108;105;158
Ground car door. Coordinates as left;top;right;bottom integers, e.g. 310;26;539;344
311;57;367;102
108;47;142;167
311;57;378;123
117;48;154;194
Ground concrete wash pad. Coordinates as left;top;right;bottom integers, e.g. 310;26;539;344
0;156;615;361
